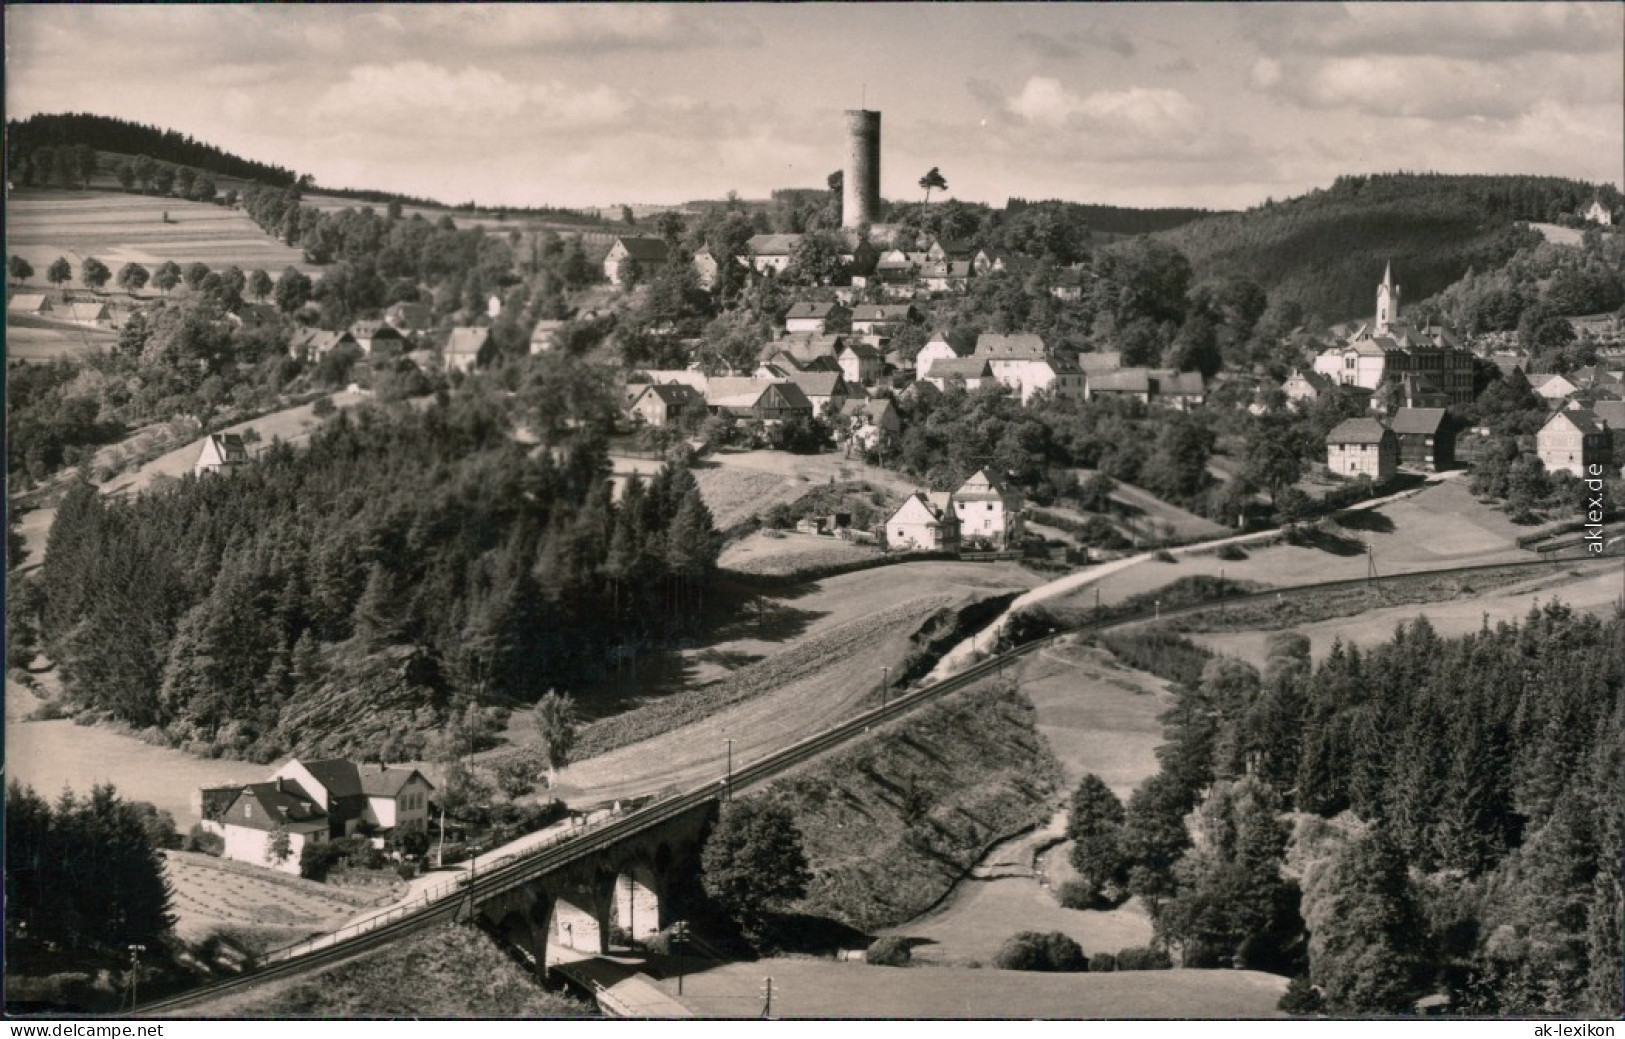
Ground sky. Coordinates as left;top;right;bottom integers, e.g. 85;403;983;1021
7;3;1622;212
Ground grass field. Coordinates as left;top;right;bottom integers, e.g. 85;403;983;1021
6;189;318;279
4;313;120;361
5;675;264;829
662;959;1287;1019
165;850;388;955
546;561;1038;804
718;531;883;575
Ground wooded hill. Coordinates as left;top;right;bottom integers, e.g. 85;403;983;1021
1160;173;1624;324
8;112;298;187
32;375;721;763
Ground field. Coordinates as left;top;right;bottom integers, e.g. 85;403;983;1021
5;675;263;829
5;189;318;280
661;959;1287;1019
718;531;882;575
1188;562;1624;668
174;922;591;1018
546;561;1038;804
1073;468;1231;542
164;850;389;956
4;312;120;362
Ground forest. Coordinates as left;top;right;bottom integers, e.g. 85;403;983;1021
25;368;720;763
7;112;298;187
1064;605;1622;1016
1161;173;1621;323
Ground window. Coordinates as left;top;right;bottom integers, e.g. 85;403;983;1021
245;802;253;819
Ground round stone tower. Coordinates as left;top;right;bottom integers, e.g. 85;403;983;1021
842;109;881;229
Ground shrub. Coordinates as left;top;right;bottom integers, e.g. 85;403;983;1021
395;860;418;881
311;395;337;418
1153;549;1178;563
1279;974;1324;1015
1089;951;1117;972
866;936;911;967
995;931;1088;972
1056;880;1096;910
185;823;224;856
1215;543;1248;561
1115;945;1173;970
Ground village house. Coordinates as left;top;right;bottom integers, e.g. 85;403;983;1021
1049;266;1091;302
884;492;960;552
529;320;566;354
838;340;884;386
969;332;1087;404
384;301;433;340
850;303;919;336
1390;407;1455;471
8;293;52;317
270;759;435;839
923;356;994;393
444;326;493;374
214;779;330;875
604;236;671;286
349;320;405;357
705;378;815;423
1282;368;1335;406
634;368;710;395
840;396;901;437
951;469;1024;549
1530;373;1578;400
289;328;358;361
914;331;966;373
1537;407;1611;478
926;238;976;263
918;260;973;295
785;301;850;335
691;247;720;290
628;382;705;428
1584;199;1615;226
766;333;846;370
1326;417;1399;482
65;301;114;328
779;370;849;414
746;234;800;275
194;433;248;476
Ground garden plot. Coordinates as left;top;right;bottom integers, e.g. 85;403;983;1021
164;851;385;955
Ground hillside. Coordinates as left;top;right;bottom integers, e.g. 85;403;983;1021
755;680;1061;932
1159;173;1621;322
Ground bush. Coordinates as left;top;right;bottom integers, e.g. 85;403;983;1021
866;936;911;967
1153;549;1178;563
1279;974;1324;1015
1089;951;1117;972
1056;880;1096;910
995;931;1088;972
310;395;337;418
1215;543;1248;561
1115;945;1172;971
185;823;224;856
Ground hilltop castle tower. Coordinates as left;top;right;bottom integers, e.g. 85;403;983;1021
1375;261;1401;333
842;109;881;229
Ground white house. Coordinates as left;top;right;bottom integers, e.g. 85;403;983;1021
973;333;1084;403
529;320;566;354
1326;417;1398;482
194;434;248;476
269;758;435;838
444;326;492;373
914;332;965;373
1584;199;1614;226
785;301;849;335
952;469;1024;549
1537;407;1611;478
838;341;884;386
217;779;330;875
885;492;960;552
604;237;671;286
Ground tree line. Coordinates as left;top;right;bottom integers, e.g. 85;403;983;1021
7;112;296;186
26;374;719;763
1063;604;1622;1015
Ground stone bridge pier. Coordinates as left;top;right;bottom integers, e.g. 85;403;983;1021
472;798;714;974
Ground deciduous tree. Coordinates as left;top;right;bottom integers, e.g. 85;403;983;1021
701;800;812;941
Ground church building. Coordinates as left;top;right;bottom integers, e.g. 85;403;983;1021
1311;264;1476;407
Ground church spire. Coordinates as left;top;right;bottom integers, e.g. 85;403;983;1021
1376;261;1399;333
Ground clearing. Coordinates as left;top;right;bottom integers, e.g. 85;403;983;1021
547;561;1038;804
5;189;317;280
5;674;263;828
661;958;1287;1018
1073;468;1231;542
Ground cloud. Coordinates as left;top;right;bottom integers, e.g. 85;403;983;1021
1015;27;1136;59
412;6;762;54
1241;2;1620;61
312;63;633;133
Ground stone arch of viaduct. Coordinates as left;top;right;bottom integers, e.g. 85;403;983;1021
472;800;715;973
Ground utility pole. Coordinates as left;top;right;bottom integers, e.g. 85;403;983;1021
724;738;735;801
761;976;774;1018
880;666;889;709
126;943;146;1011
674;921;690;996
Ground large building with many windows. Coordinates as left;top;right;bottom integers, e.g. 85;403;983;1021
1312;264;1476;406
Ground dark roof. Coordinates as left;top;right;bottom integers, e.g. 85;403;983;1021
1390;408;1449;435
841;341;882;360
749;234;802;256
612;237;671;263
350;320;402;339
225;780;327;833
199;785;244;821
926;357;992;380
300;758;364;798
1076;351;1122;372
1089;369;1151;393
975;333;1047;359
1545;407;1605;435
1328;417;1392;444
634;383;703;408
357;765;434;798
785;371;847;397
786;301;842;320
1590;400;1625;430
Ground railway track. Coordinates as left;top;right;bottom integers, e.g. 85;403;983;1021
135;553;1613;1014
